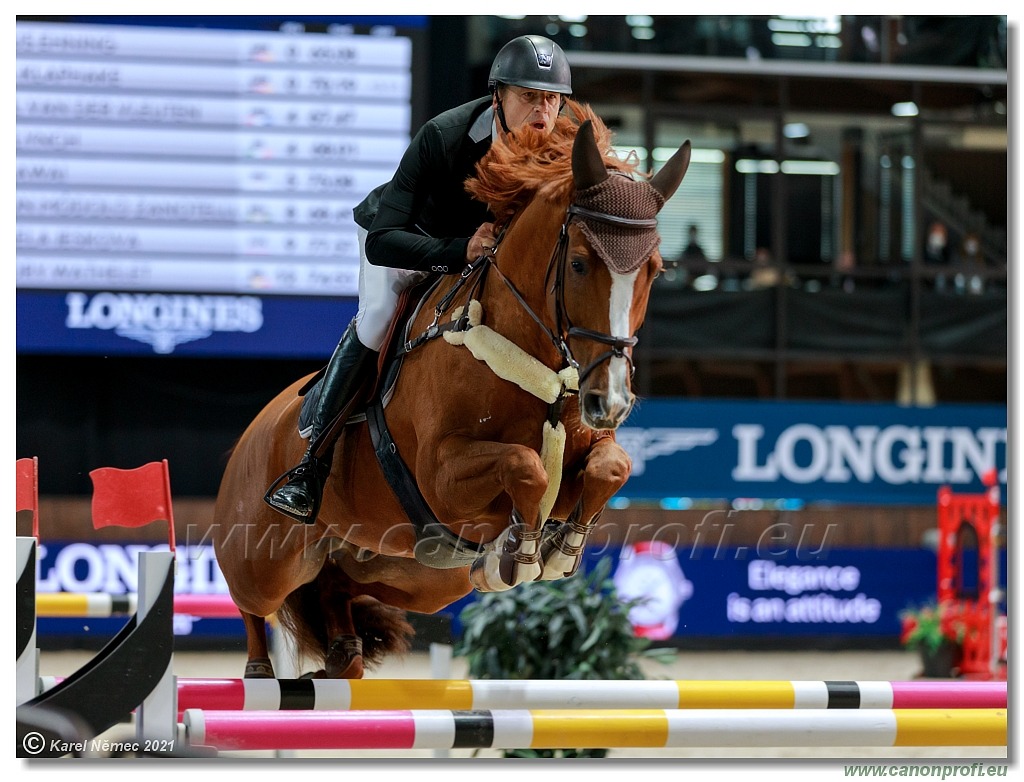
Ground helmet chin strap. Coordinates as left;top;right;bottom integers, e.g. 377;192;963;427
493;91;513;136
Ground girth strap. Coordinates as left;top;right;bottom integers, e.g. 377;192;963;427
365;397;485;568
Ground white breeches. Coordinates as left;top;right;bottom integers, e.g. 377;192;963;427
354;226;429;351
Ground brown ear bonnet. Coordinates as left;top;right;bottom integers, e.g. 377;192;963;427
572;173;664;273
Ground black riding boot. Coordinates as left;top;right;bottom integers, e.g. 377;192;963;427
264;321;376;523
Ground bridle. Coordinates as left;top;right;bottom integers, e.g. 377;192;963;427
404;186;657;394
546;202;657;384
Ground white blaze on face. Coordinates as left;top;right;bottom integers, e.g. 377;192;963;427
606;269;638;405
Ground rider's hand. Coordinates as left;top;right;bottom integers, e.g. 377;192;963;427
467;222;497;261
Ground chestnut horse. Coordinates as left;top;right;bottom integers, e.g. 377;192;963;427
212;102;692;679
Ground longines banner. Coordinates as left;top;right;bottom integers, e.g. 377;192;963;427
16;290;356;358
35;542;241;643
444;545;956;643
35;541;963;645
615;400;1006;505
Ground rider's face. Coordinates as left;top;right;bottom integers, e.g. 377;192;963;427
495;86;562;138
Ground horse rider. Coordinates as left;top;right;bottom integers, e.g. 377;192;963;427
265;35;573;523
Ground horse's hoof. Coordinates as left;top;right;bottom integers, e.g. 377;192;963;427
539;563;572;581
469;555;514;592
243;657;276;679
538;541;581;581
538;520;587;581
325;635;365;679
327;656;364;679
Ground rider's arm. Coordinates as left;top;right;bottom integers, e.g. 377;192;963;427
363;119;471;275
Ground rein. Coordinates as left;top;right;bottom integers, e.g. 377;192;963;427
401;254;492;354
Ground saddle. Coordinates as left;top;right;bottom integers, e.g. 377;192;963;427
297;275;441;434
298;276;486;569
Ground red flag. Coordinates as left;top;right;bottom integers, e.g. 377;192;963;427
16;456;39;539
89;460;176;550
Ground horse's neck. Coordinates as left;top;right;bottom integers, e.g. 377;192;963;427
486;208;562;364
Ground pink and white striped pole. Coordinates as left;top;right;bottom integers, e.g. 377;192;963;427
182;707;1008;751
35;592;240;619
173;678;1007;713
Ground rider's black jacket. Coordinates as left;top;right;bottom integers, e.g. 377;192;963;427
353;97;495;275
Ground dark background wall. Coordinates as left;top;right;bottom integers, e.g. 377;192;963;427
923;148;1007;225
16;17;1007;499
17;355;316;496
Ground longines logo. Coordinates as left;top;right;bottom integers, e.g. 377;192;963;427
65;291;263;354
732;423;1006;485
616;427;719;476
618;422;1006;487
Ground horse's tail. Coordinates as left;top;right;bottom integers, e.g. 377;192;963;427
275;560;415;670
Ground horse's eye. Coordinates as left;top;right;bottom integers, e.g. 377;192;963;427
570;258;586;274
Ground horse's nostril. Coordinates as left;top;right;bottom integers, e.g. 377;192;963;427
582;392;605;420
582;390;635;428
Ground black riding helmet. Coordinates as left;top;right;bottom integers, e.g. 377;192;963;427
488;35;572;134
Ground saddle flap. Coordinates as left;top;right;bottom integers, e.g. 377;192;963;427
372;275;443;400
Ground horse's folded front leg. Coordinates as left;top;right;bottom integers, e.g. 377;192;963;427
539;436;632;581
428;438;548;593
470;509;543;592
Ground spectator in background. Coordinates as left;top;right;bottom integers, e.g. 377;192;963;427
675;224;713;288
833;249;856;292
747;246;781;289
680;224;708;264
954;231;986;295
924;220;951;292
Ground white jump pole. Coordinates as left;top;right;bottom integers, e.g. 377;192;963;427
135;550;177;743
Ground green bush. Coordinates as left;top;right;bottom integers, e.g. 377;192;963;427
455;556;675;758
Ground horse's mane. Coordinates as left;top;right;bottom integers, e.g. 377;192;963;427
466;99;641;223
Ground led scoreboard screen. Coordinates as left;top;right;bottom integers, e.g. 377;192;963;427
16;17;426;358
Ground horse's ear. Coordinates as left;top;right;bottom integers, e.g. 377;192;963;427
650;140;692;203
572;120;609;191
